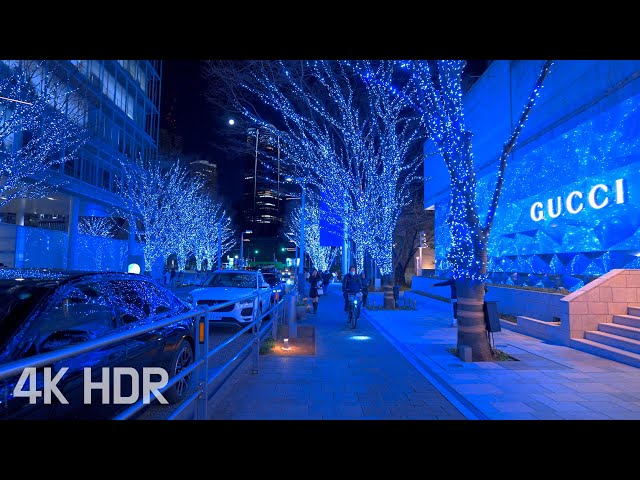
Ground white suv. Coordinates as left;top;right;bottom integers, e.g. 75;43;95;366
186;270;272;328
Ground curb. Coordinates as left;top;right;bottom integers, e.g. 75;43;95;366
362;309;487;420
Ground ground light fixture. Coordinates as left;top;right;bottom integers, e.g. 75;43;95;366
282;338;290;350
127;263;141;274
349;335;372;341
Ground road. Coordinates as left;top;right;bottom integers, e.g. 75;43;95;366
129;285;282;420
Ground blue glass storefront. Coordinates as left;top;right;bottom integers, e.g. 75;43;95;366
433;61;640;291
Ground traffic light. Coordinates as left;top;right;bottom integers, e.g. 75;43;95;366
255;250;259;254
281;247;286;252
419;231;428;247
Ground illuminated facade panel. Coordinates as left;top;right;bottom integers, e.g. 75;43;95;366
430;60;640;291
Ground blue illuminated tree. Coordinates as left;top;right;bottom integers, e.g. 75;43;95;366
166;173;204;271
118;156;237;277
0;60;87;208
205;61;425;305
193;197;236;272
117;157;189;276
403;60;553;360
285;200;340;272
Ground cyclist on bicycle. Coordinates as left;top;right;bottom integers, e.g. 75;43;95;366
342;266;362;312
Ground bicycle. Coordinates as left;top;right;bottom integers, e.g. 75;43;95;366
347;292;363;329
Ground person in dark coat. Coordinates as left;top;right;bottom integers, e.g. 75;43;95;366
322;270;331;291
360;271;369;308
307;268;322;313
432;277;457;327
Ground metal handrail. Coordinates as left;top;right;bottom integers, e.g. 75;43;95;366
0;284;293;420
115;291;288;420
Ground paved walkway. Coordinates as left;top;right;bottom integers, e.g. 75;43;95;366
206;282;640;420
367;290;640;420
208;283;466;419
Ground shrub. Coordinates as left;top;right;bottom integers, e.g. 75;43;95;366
259;337;276;355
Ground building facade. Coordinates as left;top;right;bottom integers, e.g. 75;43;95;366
0;60;161;271
425;60;640;291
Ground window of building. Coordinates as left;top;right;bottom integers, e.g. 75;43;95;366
64;159;74;177
82;157;96;185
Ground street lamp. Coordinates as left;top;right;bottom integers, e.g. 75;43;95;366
240;229;252;269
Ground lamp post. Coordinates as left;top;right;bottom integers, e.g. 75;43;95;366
240;229;252;269
297;184;306;296
252;127;259;228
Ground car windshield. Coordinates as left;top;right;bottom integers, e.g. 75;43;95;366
0;283;52;351
203;273;256;288
263;274;280;287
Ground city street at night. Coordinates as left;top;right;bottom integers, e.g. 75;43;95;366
3;59;640;424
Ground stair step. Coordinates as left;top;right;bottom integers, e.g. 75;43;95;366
571;338;640;369
584;330;640;354
599;322;640;341
613;314;640;329
627;305;640;317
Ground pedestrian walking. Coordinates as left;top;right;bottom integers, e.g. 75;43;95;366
307;268;322;313
360;271;369;308
432;277;457;327
164;268;170;285
322;270;332;293
170;268;177;288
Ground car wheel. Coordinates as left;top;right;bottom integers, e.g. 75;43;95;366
165;340;194;404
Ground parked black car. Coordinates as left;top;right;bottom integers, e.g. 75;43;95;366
0;271;196;419
262;272;286;305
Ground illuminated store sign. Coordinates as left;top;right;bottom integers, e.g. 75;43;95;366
530;179;625;222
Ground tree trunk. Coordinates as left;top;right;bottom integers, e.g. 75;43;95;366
383;274;395;309
456;278;493;361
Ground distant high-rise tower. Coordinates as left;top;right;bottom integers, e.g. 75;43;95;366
188;154;218;198
242;127;284;236
158;96;183;160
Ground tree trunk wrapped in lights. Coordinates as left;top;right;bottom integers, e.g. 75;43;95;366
404;60;553;361
285;200;340;273
78;216;116;271
193;198;235;272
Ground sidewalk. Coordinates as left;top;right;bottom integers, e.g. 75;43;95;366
204;282;640;420
366;290;640;420
208;283;467;419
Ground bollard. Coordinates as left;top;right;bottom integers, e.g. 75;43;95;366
195;311;209;420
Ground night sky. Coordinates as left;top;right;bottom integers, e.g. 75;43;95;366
160;60;212;155
160;60;245;211
159;60;490;210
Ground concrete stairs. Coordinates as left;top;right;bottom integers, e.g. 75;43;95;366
571;306;640;368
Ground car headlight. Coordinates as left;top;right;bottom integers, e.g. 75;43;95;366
238;301;253;308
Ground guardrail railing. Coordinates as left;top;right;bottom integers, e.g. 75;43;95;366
0;287;292;420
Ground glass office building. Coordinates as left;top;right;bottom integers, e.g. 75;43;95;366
425;60;640;291
0;60;162;271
